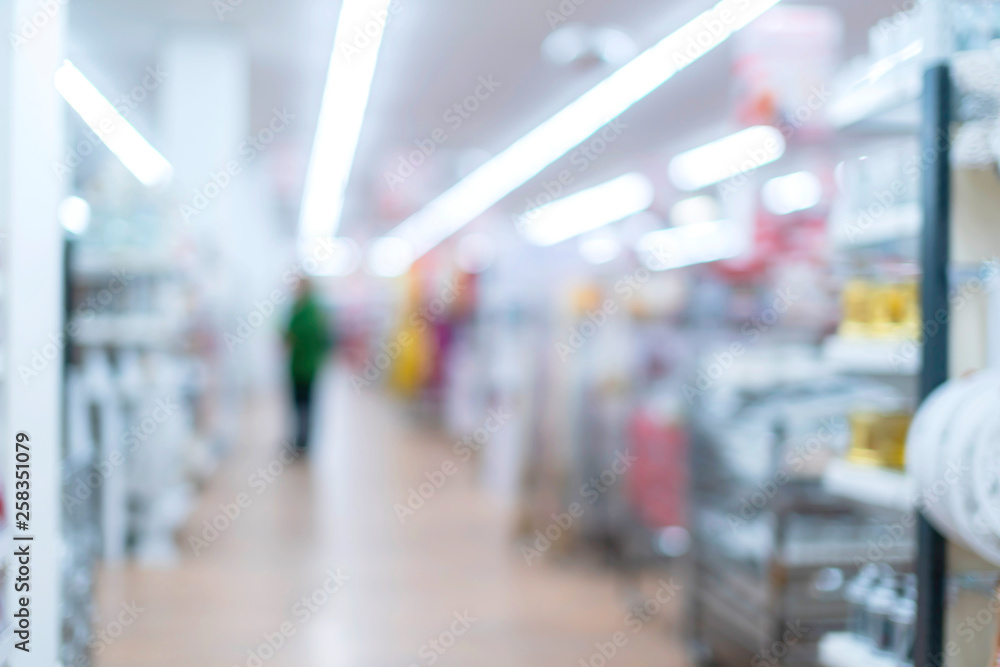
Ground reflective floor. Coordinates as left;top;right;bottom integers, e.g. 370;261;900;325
94;367;689;666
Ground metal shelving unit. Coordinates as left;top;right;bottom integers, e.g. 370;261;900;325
913;59;950;667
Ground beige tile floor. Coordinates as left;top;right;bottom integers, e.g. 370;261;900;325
94;370;690;666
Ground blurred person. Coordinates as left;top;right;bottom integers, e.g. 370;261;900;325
284;278;331;452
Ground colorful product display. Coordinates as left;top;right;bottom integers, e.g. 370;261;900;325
839;280;920;341
845;411;911;470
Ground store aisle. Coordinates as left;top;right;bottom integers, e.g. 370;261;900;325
94;366;689;667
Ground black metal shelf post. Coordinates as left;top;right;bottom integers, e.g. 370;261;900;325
914;61;950;667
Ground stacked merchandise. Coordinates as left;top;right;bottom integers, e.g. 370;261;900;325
57;192;240;664
819;4;1000;667
819;566;918;667
67;240;214;564
687;348;914;666
907;371;1000;567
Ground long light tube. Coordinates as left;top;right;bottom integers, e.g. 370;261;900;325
520;173;654;246
299;0;393;242
637;219;744;270
54;60;173;188
761;170;821;215
385;0;782;262
667;125;785;191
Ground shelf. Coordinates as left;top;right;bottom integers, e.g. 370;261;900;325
71;315;184;348
818;633;900;667
830;201;921;248
822;459;913;512
822;335;920;376
827;61;922;132
72;249;177;277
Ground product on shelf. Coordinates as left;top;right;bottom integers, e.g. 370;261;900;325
838;279;920;341
845;410;911;470
907;370;1000;566
843;565;916;665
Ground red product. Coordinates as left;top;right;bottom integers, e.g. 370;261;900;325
627;408;688;529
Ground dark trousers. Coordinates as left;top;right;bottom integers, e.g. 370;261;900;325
292;379;315;450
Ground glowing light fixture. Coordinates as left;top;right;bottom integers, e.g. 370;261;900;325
385;0;783;266
668;125;785;191
305;238;362;276
54;61;172;188
520;173;653;246
761;171;822;215
59;196;91;235
366;237;414;277
670;195;721;226
637;219;744;271
299;0;394;243
579;230;622;264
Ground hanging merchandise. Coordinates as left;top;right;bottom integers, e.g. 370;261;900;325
906;370;1000;566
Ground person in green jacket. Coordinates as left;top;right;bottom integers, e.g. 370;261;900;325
284;278;330;451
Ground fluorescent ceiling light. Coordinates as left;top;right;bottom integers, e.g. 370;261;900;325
520;173;653;246
386;0;783;262
579;231;622;264
59;196;91;235
306;238;362;276
366;237;414;277
864;39;923;85
670;195;721;226
761;170;822;215
668;125;785;191
54;60;172;188
299;0;393;243
637;219;744;271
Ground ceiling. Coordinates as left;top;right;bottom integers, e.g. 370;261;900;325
70;0;903;245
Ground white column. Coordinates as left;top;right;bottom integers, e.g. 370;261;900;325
1;0;67;665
